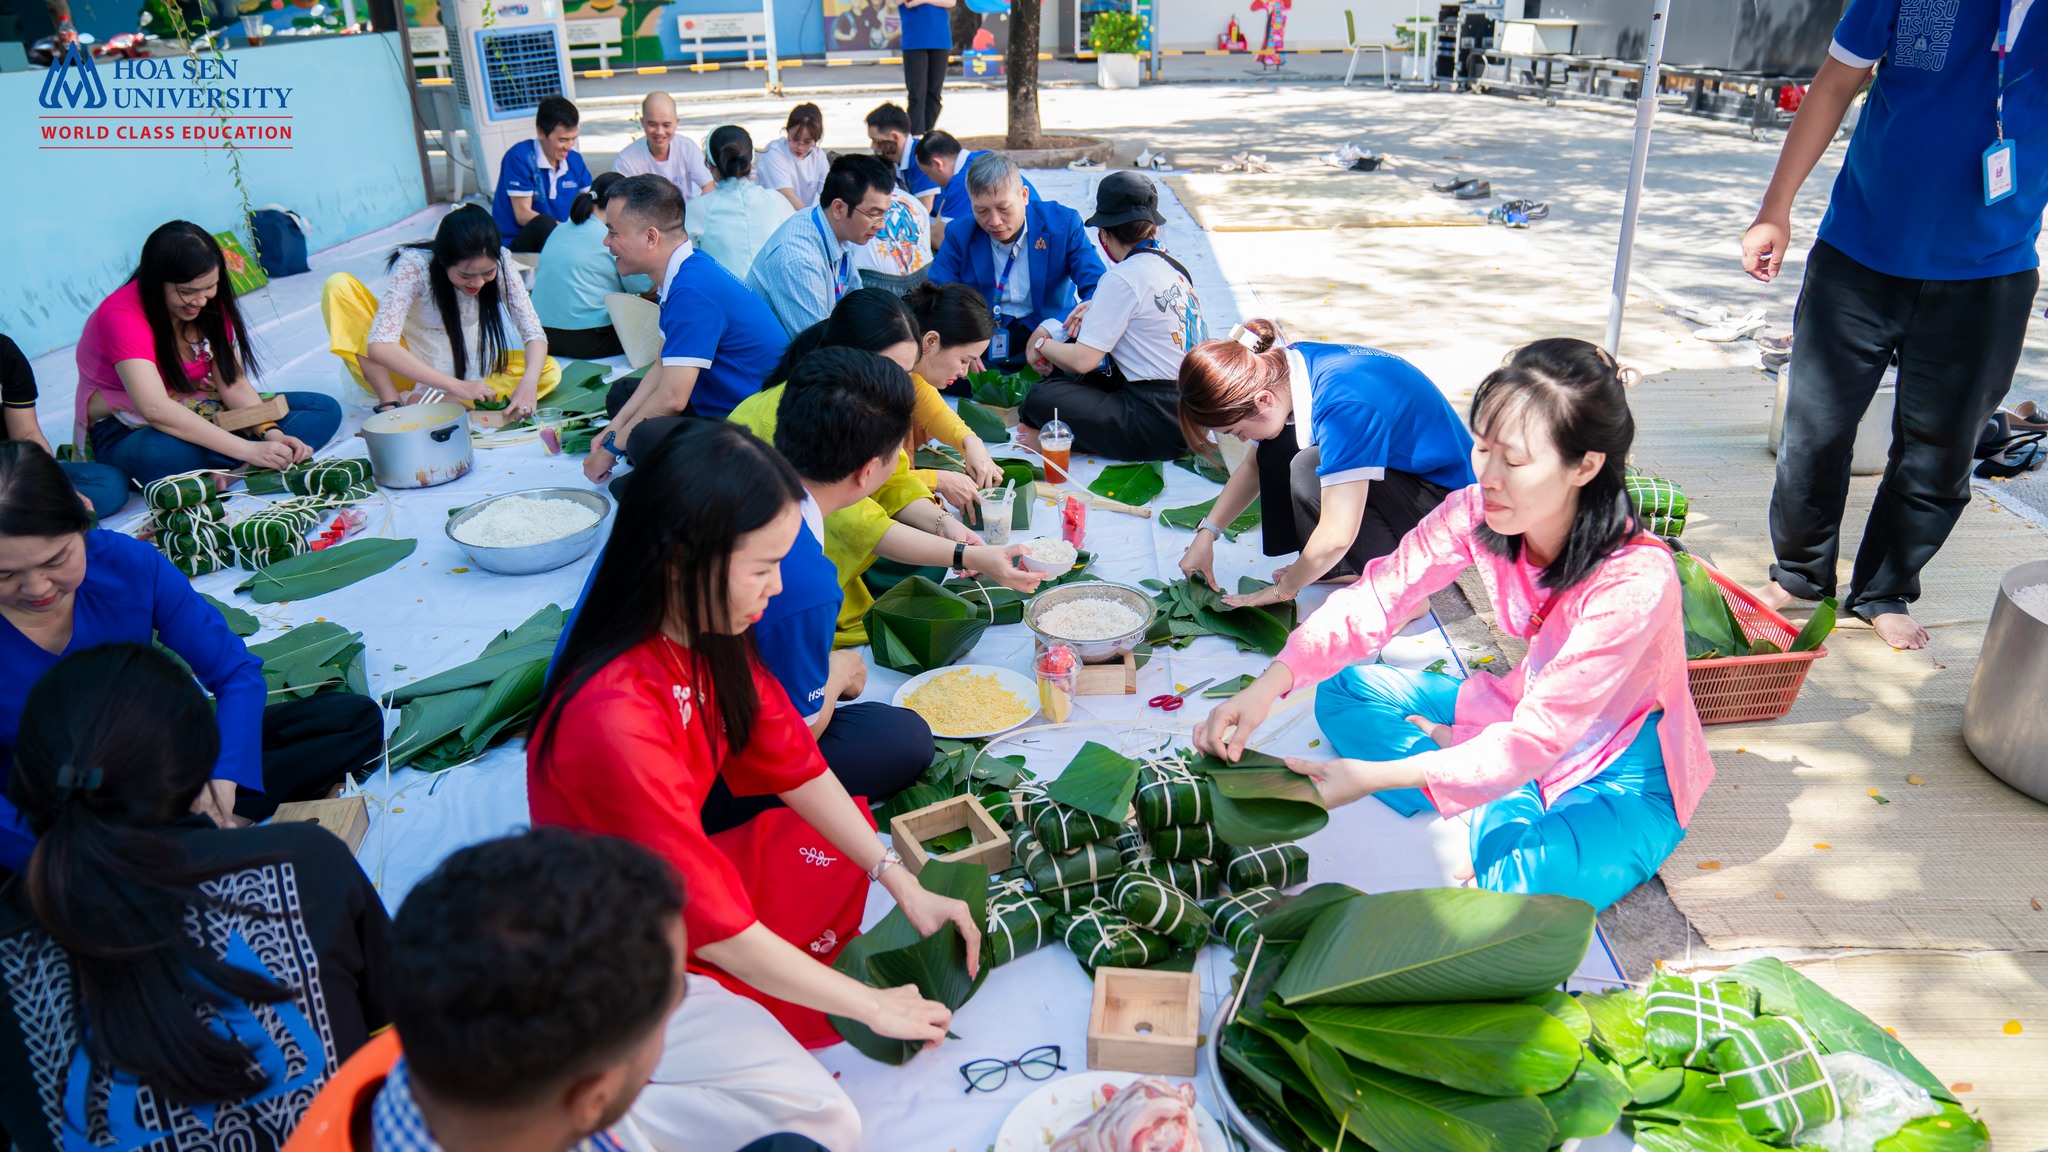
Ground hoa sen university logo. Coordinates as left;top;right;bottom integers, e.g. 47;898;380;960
38;42;295;150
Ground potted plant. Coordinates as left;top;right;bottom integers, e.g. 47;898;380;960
1090;10;1144;90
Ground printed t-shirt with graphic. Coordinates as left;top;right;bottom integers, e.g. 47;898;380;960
1074;248;1207;381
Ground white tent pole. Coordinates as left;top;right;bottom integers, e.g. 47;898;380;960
1604;0;1672;357
762;0;782;94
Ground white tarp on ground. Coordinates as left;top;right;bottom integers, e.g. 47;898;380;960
25;177;1628;1151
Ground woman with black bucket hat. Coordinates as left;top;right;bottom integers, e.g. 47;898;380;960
1019;172;1207;461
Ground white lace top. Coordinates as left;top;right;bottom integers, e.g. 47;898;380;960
367;247;547;380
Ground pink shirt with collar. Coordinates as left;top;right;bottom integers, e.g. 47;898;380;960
1275;485;1715;827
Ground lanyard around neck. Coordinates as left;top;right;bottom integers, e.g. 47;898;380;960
992;236;1024;319
813;210;850;299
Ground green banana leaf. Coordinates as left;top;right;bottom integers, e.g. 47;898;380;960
1526;989;1592;1042
914;445;968;473
460;659;548;744
235;537;417;604
1188;748;1329;846
241;469;287;495
1043;741;1141;821
866;558;950;598
1148;576;1295;656
1247;883;1368;947
1205;673;1257;698
941;578;1027;625
830;858;990;1064
1089;461;1166;506
1160;496;1263;541
1625;1066;1739;1124
1174;453;1232;483
387;605;564;703
966;366;1038;408
388;685;489;766
1578;988;1648;1065
1296;1001;1582;1096
201;593;260;636
249;621;365;700
1789;596;1838;653
874;740;1029;822
864;576;991;673
1721;957;1954;1103
1540;1050;1631;1139
549;360;613;413
1275;888;1597;1006
1673;552;1751;659
955;397;1010;444
1632;1121;1779;1152
1874;1103;1991;1152
1276;1029;1559;1152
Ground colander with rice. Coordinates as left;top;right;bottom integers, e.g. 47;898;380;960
1025;582;1156;661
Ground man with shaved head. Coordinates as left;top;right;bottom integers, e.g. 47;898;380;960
614;92;716;201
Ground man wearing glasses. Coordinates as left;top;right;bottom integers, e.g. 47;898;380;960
747;155;899;335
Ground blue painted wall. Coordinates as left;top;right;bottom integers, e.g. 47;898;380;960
2;33;428;357
654;0;827;60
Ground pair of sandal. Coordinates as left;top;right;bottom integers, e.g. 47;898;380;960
1219;151;1274;173
1687;307;1769;342
1432;175;1492;200
1485;199;1550;228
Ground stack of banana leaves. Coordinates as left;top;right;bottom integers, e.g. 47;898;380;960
383;605;563;771
1141;575;1296;657
1674;552;1834;660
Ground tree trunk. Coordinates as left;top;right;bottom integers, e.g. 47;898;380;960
1005;0;1042;149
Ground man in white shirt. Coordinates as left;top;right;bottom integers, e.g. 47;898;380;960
613;92;715;201
746;154;895;335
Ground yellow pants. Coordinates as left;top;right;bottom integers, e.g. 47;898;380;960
321;273;561;402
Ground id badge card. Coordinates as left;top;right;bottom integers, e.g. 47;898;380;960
989;325;1011;360
1986;140;2018;205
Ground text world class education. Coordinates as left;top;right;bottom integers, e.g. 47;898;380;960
41;123;295;142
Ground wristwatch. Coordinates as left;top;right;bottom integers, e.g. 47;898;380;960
868;847;904;882
601;430;624;461
1195;518;1227;540
952;541;968;570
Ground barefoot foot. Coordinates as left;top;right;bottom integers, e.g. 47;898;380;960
1869;611;1930;650
1750;579;1811;612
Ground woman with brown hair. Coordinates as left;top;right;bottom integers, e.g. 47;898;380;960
755;104;830;212
1175;320;1473;607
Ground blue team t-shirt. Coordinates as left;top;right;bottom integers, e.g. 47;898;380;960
899;1;951;51
492;140;594;238
1291;343;1475;492
898;139;939;197
660;246;790;418
1819;0;2048;279
751;510;843;721
931;150;1039;222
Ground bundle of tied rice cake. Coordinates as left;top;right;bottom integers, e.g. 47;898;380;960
1016;829;1122;893
143;474;215;511
1112;872;1210;948
1034;802;1121;853
1149;823;1221;862
156;499;225;534
984;877;1059;967
1134;856;1220;902
1056;903;1175;974
1227;842;1308;890
987;780;1051;831
283;457;373;497
1645;974;1759;1069
1709;1016;1841;1144
1038;876;1118;914
1206;886;1281;951
1135;760;1210;830
1115;821;1151;868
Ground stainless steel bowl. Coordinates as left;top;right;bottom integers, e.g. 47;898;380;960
1024;581;1156;661
445;487;611;575
1202;1005;1288;1152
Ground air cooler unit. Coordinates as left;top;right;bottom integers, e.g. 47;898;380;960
447;0;576;198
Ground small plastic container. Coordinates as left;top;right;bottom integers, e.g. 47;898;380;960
1039;417;1074;483
1036;645;1078;723
534;408;565;456
978;487;1015;545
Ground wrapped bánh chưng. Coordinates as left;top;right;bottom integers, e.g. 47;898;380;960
989;780;1052;831
1035;801;1122;852
1226;842;1307;891
1135;760;1210;830
1206;885;1281;951
1017;828;1122;893
1055;903;1174;975
1148;823;1220;862
984;876;1059;968
1049;1076;1200;1152
1134;856;1220;902
1709;1015;1840;1144
1644;974;1758;1069
1112;871;1210;949
1037;876;1118;914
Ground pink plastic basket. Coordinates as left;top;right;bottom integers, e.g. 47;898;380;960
1685;561;1828;725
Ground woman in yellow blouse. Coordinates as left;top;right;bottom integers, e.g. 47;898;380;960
904;282;1005;509
729;289;1042;645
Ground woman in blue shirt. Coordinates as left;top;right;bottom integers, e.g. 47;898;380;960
898;0;956;136
531;172;655;360
1174;320;1474;608
0;443;384;869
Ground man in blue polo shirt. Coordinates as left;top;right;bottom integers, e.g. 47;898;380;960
929;151;1103;370
752;346;933;801
914;130;1037;248
865;102;938;211
492;95;593;253
584;174;789;484
1740;0;2048;651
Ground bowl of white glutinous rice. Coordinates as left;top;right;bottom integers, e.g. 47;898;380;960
446;487;611;575
1025;581;1156;662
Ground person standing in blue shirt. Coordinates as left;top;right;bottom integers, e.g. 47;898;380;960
752;347;933;814
1174;320;1475;606
864;102;939;211
1740;0;2048;650
897;0;956;136
745;154;895;335
929;151;1103;371
492;95;594;254
586;176;789;484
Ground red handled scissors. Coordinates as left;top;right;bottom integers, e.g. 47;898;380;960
1148;678;1216;712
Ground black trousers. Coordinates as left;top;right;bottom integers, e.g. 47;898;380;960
543;323;625;361
1771;240;2037;619
234;693;386;823
508;215;557;253
903;48;948;134
1256;436;1451;581
699;702;933;835
1018;371;1185;461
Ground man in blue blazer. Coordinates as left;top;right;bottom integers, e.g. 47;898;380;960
929;151;1106;370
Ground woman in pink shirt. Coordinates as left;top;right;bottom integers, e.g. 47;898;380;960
74;222;341;490
1197;338;1713;911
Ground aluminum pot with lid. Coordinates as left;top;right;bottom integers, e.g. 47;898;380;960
359;402;474;489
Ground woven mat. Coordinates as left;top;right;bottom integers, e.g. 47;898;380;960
1161;172;1485;232
1631;371;2048;951
1683;952;2045;1148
